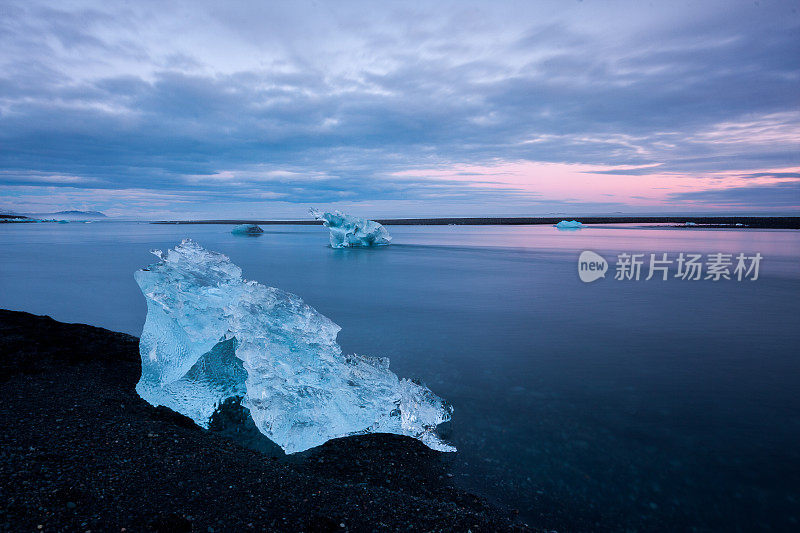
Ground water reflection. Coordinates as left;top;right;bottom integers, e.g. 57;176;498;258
0;222;798;530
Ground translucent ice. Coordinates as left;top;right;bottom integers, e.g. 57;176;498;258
555;220;583;229
231;224;264;235
135;240;453;453
310;208;391;248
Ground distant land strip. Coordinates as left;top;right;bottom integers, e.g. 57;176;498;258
153;216;800;229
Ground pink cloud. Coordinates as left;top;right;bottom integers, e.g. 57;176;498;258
391;161;800;209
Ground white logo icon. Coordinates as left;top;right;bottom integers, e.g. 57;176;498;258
578;251;607;282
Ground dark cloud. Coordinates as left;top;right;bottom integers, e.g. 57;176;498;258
0;0;798;213
737;172;800;180
669;181;800;208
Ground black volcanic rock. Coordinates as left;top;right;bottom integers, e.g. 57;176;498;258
0;310;532;532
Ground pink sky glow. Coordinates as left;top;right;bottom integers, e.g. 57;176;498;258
391;162;800;210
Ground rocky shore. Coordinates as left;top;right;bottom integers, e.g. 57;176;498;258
0;310;531;532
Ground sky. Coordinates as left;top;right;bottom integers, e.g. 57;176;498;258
0;0;798;219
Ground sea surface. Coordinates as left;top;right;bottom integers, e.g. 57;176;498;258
1;221;799;531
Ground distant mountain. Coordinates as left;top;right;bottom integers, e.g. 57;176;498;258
20;210;108;220
53;210;107;218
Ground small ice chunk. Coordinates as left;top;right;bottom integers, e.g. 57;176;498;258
135;240;453;454
310;208;391;248
555;220;583;229
683;222;698;227
232;224;264;235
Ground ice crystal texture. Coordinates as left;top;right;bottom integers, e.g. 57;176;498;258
135;240;453;453
309;208;391;248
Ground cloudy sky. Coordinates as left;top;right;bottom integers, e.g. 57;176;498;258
1;0;798;218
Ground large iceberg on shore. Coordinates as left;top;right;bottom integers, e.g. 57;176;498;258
310;208;392;248
135;240;453;453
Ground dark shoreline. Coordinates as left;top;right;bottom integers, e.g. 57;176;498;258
0;310;530;532
152;216;800;229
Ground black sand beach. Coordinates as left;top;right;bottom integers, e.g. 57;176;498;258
0;310;531;532
152;216;800;229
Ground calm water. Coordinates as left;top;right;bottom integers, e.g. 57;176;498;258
2;222;799;531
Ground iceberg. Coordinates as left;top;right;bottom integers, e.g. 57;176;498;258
231;223;264;235
555;220;583;229
310;208;391;248
135;240;453;454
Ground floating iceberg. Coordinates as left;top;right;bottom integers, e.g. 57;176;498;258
231;223;264;235
135;240;453;454
555;220;583;229
310;208;391;248
683;222;698;227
